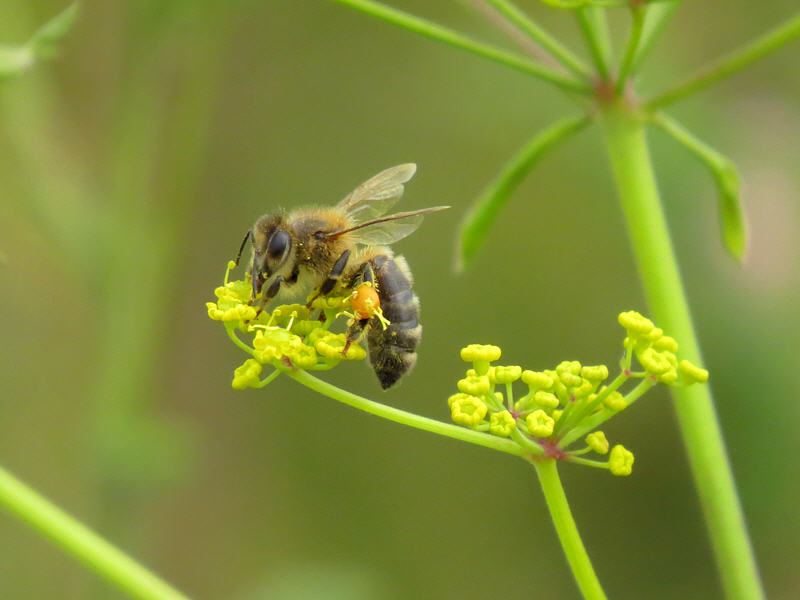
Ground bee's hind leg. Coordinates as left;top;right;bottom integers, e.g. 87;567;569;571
306;249;351;308
343;317;371;355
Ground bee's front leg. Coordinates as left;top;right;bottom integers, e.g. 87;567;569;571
306;249;351;308
255;275;283;317
343;317;370;355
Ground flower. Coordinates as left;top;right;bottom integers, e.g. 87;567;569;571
526;409;555;438
609;445;634;476
450;395;488;427
491;365;522;384
678;360;709;384
585;431;609;455
460;344;501;363
489;411;517;437
533;391;560;409
232;359;263;390
457;374;491;396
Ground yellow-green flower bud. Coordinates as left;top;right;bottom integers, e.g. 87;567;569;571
457;374;491;396
315;333;366;360
491;365;522;384
609;445;634;476
284;343;318;370
526;409;555;438
448;392;475;408
460;344;501;363
559;372;583;388
645;327;663;342
678;360;709;384
581;365;608;383
658;368;678;385
533;391;560;409
586;431;609;455
556;360;582;376
489;411;517;437
653;336;678;353
604;390;626;412
638;348;672;375
552;409;563;422
232;359;263;390
521;370;553;391
618;311;654;335
450;395;488;427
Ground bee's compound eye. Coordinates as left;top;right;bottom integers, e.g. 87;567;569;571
267;230;290;259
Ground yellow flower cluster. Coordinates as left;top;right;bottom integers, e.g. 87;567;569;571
207;261;367;390
446;311;711;477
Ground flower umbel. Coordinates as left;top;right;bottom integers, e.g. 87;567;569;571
447;311;709;476
208;261;367;389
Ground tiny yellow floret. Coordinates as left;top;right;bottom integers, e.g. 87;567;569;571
232;359;263;390
457;374;491;396
603;390;626;412
638;348;672;375
678;360;709;384
581;365;608;383
526;409;555;438
533;391;560;409
489;411;517;437
491;365;522;384
450;395;488;427
460;344;502;363
609;445;634;476
586;431;609;455
521;370;553;390
653;335;678;353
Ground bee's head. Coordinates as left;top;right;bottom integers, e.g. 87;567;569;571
245;214;293;300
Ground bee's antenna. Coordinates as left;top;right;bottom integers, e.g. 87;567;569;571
235;229;254;266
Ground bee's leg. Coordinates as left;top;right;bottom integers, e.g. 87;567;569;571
255;275;283;317
346;261;375;288
343;317;371;355
306;249;351;308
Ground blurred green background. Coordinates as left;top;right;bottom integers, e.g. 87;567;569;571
1;1;799;598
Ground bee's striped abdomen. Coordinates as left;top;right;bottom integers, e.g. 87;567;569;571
367;253;421;389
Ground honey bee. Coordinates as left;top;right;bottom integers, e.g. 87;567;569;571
236;164;448;389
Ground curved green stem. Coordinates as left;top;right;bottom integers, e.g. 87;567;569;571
0;465;191;600
329;0;590;93
533;459;607;600
289;370;526;457
629;2;680;72
647;12;800;109
600;101;764;600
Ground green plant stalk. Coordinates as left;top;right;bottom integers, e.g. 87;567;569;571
329;0;590;93
600;102;764;600
614;5;644;93
575;6;613;80
289;370;526;457
0;465;191;600
629;1;680;72
533;459;607;600
482;0;592;79
647;12;800;108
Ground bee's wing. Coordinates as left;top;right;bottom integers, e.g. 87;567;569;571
336;163;417;224
327;206;449;246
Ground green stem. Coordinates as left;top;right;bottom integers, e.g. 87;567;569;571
329;0;590;93
0;465;191;600
599;101;764;600
533;459;607;600
629;1;680;72
289;370;526;457
575;6;613;80
614;5;644;93
647;12;800;109
482;0;592;79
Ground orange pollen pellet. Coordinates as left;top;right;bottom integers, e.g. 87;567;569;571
352;284;380;320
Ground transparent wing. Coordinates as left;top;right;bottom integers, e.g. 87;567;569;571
336;163;417;224
334;206;450;246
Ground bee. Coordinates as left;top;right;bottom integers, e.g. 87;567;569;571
235;163;449;389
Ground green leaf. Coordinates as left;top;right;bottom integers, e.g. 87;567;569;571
653;114;747;261
456;114;590;272
711;160;746;261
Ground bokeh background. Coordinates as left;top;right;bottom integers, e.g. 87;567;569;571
1;1;799;598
